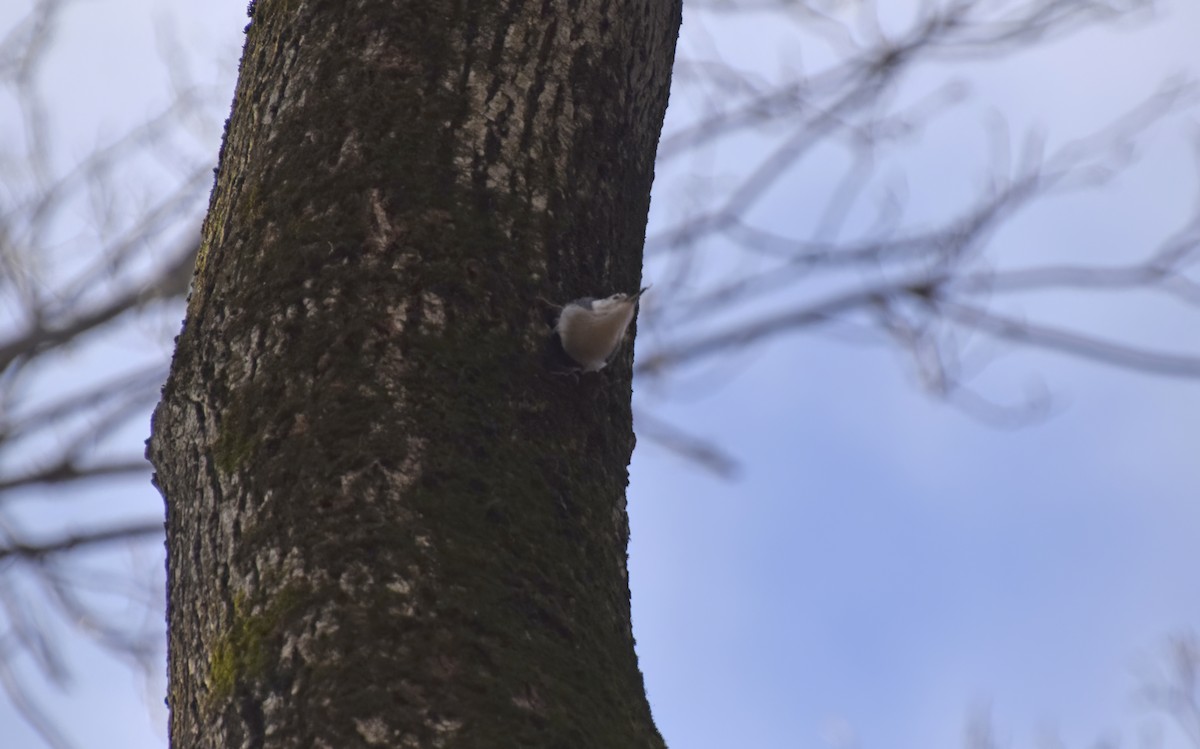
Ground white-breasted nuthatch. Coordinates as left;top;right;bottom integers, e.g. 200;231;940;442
554;286;649;372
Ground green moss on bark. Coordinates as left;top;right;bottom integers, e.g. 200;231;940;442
214;396;258;475
207;585;308;707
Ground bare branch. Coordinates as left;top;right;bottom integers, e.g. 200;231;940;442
634;410;740;478
0;522;162;563
638;276;906;373
0;459;150;496
0;241;195;373
936;298;1200;378
0;364;167;445
0;654;72;749
1139;633;1200;747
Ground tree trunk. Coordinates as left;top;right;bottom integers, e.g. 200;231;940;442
147;1;680;747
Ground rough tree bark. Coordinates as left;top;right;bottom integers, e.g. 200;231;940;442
147;1;681;747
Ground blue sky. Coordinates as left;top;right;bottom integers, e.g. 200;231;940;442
631;3;1200;746
1;1;1198;748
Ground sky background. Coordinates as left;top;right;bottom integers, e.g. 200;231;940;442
1;1;1198;748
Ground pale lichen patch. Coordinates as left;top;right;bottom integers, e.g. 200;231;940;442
386;572;418;615
261;693;285;736
530;191;548;213
430;716;464;747
420;292;446;332
368;188;392;252
511;683;544;714
288;604;341;665
360;29;390;62
354;716;390;745
385;300;408;336
380;436;424;496
333;130;362;170
337;564;376;595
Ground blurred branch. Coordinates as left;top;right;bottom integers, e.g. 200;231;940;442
642;0;1200;425
1142;633;1200;747
0;1;216;745
0;240;197;373
935;298;1200;377
0;521;162;563
0;459;150;495
0;364;167;446
639;274;907;373
0;656;71;749
634;410;740;478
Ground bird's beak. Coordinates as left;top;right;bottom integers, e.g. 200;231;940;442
631;285;651;300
